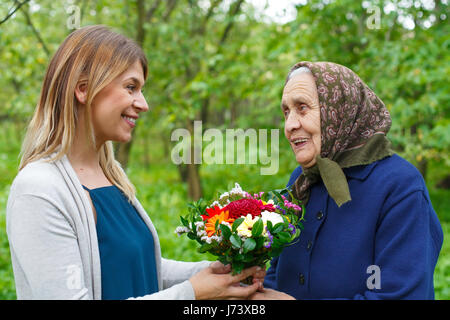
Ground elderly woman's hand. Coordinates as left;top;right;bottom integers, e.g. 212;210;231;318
249;288;296;300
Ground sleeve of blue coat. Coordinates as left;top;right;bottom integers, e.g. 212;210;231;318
353;190;443;300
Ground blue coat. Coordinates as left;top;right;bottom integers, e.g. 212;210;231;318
264;154;443;299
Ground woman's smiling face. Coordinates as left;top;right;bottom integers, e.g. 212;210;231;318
281;71;321;168
90;60;148;145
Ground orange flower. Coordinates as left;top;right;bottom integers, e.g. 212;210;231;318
205;210;235;237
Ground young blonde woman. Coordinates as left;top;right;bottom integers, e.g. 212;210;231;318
6;25;264;300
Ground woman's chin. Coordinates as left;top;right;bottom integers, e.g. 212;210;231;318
113;134;132;144
296;154;316;168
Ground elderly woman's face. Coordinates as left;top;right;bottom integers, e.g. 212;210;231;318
281;72;321;168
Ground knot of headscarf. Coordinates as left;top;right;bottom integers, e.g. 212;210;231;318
289;61;394;207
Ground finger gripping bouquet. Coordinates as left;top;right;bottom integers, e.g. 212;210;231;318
175;183;304;280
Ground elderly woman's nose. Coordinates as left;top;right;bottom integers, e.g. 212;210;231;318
285;112;301;132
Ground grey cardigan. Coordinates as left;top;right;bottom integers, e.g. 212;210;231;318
6;155;210;300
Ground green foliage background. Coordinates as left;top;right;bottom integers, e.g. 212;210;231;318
0;0;448;299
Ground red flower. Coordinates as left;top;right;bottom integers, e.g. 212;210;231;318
223;198;276;219
201;205;223;221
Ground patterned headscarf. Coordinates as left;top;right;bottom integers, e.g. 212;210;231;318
288;61;394;207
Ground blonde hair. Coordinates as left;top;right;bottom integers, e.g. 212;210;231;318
20;25;148;202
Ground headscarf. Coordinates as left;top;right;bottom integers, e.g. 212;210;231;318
288;61;394;207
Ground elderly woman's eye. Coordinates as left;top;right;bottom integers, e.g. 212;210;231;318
298;104;308;112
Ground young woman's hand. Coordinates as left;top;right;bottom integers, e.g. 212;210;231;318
208;261;266;289
189;264;263;300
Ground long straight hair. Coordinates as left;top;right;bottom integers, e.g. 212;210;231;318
20;25;148;201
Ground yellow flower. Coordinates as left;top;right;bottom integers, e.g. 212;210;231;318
236;214;259;238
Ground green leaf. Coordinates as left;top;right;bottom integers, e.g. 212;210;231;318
272;222;284;234
230;234;242;249
215;218;220;232
220;224;232;240
277;231;291;243
234;253;244;261
251;218;263;237
232;218;244;233
198;243;213;253
187;233;197;240
243;237;256;253
272;190;284;203
180;216;189;228
266;220;273;232
242;253;256;263
255;237;265;249
232;261;244;275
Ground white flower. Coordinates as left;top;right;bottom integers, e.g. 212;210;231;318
201;236;212;244
194;221;205;231
209;201;222;209
197;229;207;237
175;226;191;237
211;235;223;243
219;192;230;199
220;221;232;228
261;211;284;226
229;183;247;197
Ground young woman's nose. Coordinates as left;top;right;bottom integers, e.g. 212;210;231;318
133;92;149;113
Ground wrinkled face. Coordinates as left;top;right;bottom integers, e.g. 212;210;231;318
281;72;321;168
91;60;148;145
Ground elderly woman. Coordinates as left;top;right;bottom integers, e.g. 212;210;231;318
253;61;444;300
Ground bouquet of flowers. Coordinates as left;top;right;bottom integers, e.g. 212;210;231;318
175;183;304;280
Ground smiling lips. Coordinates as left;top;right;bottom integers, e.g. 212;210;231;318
121;114;137;128
290;137;309;148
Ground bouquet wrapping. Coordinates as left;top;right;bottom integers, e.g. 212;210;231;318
175;183;304;281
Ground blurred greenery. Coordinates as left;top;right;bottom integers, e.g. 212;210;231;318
0;0;448;299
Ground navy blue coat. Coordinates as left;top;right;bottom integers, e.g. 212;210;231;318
264;154;443;299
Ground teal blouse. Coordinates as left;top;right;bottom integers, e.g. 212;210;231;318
83;185;158;300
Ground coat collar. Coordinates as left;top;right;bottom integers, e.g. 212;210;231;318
343;161;379;181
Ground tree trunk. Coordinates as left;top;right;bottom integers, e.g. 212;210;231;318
437;175;450;189
184;119;203;200
417;158;428;182
187;162;202;200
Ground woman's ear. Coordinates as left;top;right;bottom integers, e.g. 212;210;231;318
74;80;88;105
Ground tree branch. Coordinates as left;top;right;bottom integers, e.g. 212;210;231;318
21;3;50;56
162;0;178;22
197;0;223;35
136;0;163;46
0;0;31;25
219;0;244;46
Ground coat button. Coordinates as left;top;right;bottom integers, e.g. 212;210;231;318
316;211;324;220
306;240;313;250
299;273;305;285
